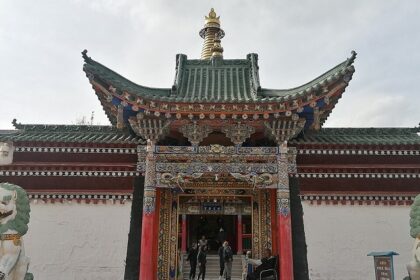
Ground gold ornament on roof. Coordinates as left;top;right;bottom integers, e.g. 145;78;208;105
205;8;220;25
200;8;225;59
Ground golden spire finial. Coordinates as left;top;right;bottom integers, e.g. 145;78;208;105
211;33;223;58
199;8;225;60
205;8;220;25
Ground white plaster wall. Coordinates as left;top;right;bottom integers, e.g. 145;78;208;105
24;201;132;280
303;202;413;280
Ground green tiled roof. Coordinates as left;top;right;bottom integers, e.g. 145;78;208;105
83;51;356;103
261;60;350;98
174;58;254;102
0;120;144;144
291;127;420;145
1;122;418;146
83;55;171;99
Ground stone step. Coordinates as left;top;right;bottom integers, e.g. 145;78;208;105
183;274;242;280
182;254;244;280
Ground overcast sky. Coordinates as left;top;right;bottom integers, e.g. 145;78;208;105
1;0;419;129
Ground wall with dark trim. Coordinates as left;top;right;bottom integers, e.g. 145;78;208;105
124;176;144;280
290;177;310;280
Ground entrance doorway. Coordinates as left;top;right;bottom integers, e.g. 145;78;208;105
187;215;236;253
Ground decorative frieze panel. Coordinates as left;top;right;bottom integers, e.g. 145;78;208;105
28;192;132;204
297;149;420;156
179;121;213;146
155;146;197;154
293;172;420;179
15;146;137;154
230;172;276;188
237;146;278;155
198;145;237;154
301;194;415;206
221;122;255;146
138;144;298;183
158;172;204;189
0;170;139;177
183;188;250;196
154;145;281;155
155;162;278;174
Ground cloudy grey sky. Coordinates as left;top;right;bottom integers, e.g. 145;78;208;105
1;0;419;129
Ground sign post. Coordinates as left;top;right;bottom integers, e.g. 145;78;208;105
367;251;399;280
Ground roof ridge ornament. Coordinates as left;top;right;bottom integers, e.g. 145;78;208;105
11;119;21;129
81;49;92;63
346;50;357;66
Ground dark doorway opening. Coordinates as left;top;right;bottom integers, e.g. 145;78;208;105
186;215;236;254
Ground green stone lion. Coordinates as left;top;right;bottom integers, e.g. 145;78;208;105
407;194;420;280
0;182;32;280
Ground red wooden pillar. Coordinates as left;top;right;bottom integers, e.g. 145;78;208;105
181;214;187;253
237;214;243;254
276;144;294;280
139;141;158;280
277;189;293;280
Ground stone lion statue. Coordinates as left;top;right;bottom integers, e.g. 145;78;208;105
0;183;33;280
407;194;420;280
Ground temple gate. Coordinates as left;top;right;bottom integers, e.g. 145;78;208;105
137;143;297;279
138;142;298;279
80;8;356;280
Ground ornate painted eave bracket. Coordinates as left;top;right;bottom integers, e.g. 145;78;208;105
264;117;306;145
178;121;255;146
129;117;170;143
222;122;255;146
179;121;213;146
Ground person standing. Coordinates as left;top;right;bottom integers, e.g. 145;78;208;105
223;241;233;280
187;243;198;280
218;243;225;280
199;235;208;247
218;227;226;245
197;245;207;280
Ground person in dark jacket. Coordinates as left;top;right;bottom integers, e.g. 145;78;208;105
223;241;233;280
246;249;276;280
187;243;198;280
217;243;225;280
197;245;207;280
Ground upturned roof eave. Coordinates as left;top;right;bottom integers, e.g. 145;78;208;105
82;50;356;105
260;59;354;99
82;50;172;98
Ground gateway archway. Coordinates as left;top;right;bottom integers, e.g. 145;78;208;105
178;195;253;254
